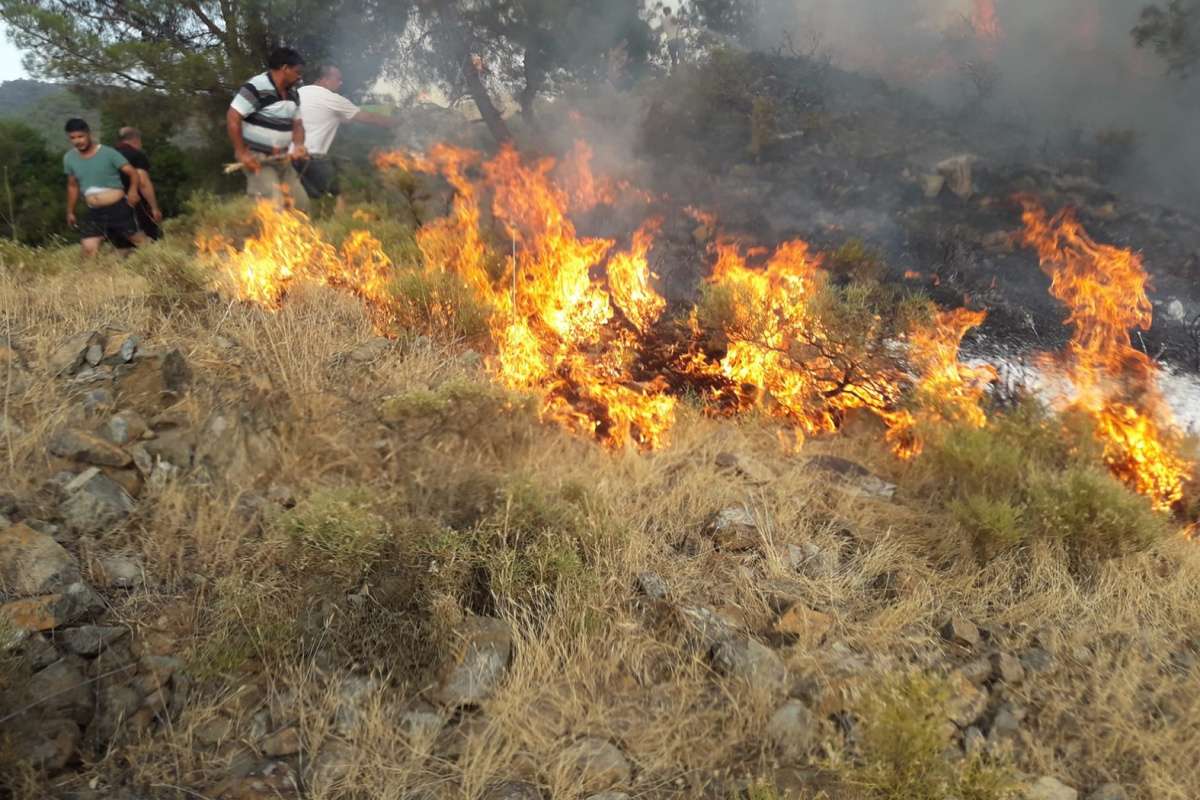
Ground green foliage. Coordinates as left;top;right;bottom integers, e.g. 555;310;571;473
852;672;1017;800
381;378;537;447
1133;1;1200;76
187;575;302;681
272;487;388;580
166;192;261;243
749;95;777;159
827;239;887;284
0;238;75;274
121;241;209;297
911;402;1172;561
390;268;493;343
0;120;69;245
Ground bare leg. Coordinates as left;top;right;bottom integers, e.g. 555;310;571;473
80;237;103;258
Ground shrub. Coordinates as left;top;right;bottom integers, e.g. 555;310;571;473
826;239;887;284
121;240;209;297
380;378;537;449
390;267;491;343
187;575;301;681
1029;465;1171;558
272;487;388;580
851;672;1016;800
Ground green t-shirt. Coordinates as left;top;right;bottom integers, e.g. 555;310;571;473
63;145;129;194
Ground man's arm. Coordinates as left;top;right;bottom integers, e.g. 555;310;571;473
65;174;79;227
226;107;260;173
137;169;162;222
351;110;401;129
119;164;141;207
290;117;307;159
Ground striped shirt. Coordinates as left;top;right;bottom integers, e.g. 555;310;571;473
230;72;301;154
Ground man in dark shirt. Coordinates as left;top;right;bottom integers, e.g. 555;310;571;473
113;127;162;243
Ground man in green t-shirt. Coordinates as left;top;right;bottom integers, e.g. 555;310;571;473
63;118;148;257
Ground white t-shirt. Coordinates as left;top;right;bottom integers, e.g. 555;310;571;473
297;84;360;155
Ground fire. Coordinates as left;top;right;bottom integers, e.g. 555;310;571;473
971;0;1001;42
1018;198;1192;509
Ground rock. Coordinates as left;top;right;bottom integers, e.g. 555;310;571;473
1020;646;1055;674
936;154;979;199
101;332;140;365
482;782;543;800
635;571;669;600
804;455;896;500
774;604;834;643
992;652;1026;684
766;700;815;759
922;173;947;199
556;738;632;791
945;671;987;728
195;715;236;747
677;605;739;651
333;674;381;736
48;331;98;376
143;429;195;470
6;717;81;772
59;625;129;656
960;657;992;686
306;741;356;790
1025;776;1078;800
89;684;143;744
432;616;513;707
586;794;631;800
0;523;81;596
261;726;302;757
59;470;135;535
963;725;986;756
709;507;759;551
940;617;981;649
711;636;788;693
786;541;838;579
348;337;392;363
16;656;94;725
18;632;59;669
399;706;447;741
105;411;148;445
1087;784;1128;800
81;388;115;415
209;760;300;800
714;452;776;485
48;428;132;467
85;342;103;366
96;554;145;589
161;349;193;393
1;582;104;632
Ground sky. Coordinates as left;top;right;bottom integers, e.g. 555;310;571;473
0;22;28;82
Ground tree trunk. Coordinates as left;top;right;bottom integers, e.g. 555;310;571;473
462;53;512;144
518;48;543;126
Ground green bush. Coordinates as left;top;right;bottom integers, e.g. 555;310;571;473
852;672;1016;800
121;240;209;297
390;267;491;343
381;378;537;448
1030;465;1171;557
826;239;887;284
272;487;388;580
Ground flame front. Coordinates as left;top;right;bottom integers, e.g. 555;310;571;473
1018;197;1191;509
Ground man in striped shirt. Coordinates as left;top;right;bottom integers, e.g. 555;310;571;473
227;47;310;210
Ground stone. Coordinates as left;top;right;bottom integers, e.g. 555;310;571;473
786;541;838;579
677;605;739;651
101;332;140;365
804;455;896;499
922;173;947;198
60;471;135;535
711;636;788;693
18;632;59;670
766;699;815;759
349;337;392;363
635;571;669;600
936;154;979;199
1087;784;1128;800
59;625;129;656
0;522;81;596
714;452;776;485
89;684;143;744
960;657;992;686
940;617;982;649
332;674;381;736
15;656;94;725
261;726;302;757
81;388;115;415
481;782;543;800
1;582;103;632
48;332;98;376
48;428;132;467
96;554;145;589
709;507;759;551
85;342;103;366
992;652;1026;684
988;705;1023;743
143;430;195;470
400;706;447;741
1165;299;1186;322
1020;646;1055;674
963;725;986;756
774;604;834;643
306;741;356;790
1025;776;1078;800
7;717;81;772
432;616;513;707
105;411;148;446
209;760;300;800
557;738;632;791
945;671;988;728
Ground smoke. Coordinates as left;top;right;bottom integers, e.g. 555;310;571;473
748;0;1199;204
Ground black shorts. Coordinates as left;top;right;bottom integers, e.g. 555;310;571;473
295;157;340;199
111;204;160;249
79;201;139;242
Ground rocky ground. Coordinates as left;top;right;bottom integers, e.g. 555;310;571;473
1;254;1198;799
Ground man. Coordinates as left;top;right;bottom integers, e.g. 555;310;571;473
113;127;163;244
62;118;148;257
227;47;309;210
296;64;400;210
660;7;684;69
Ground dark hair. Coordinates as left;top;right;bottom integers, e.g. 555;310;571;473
64;118;90;133
268;47;305;70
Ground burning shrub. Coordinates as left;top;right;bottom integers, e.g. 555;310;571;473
850;671;1016;800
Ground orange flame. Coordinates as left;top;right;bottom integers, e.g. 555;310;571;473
1018;197;1191;509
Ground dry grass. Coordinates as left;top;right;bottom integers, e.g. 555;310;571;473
2;232;1199;800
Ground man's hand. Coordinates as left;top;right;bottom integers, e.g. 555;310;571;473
290;144;309;161
66;210;76;228
150;207;163;224
126;191;141;208
237;149;261;174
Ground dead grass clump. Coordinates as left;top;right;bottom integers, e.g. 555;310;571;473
380;378;538;450
850;672;1017;800
120;239;210;299
187;574;303;682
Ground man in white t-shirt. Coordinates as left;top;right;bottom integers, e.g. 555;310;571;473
296;64;400;209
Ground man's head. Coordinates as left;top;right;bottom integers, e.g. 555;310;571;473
314;64;344;92
117;126;143;150
64;118;92;151
267;47;305;89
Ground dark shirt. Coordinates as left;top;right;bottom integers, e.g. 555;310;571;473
114;144;151;192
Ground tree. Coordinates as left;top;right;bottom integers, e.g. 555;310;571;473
1134;1;1200;76
0;120;68;244
0;0;415;124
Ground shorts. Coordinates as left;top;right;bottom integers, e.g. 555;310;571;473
79;200;139;242
295;157;340;199
111;203;160;250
